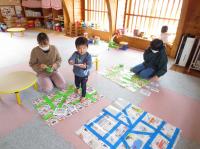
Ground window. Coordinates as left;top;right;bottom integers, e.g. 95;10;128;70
117;0;183;37
74;0;82;21
84;0;109;31
116;0;126;29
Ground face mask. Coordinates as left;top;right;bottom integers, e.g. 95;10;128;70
151;49;159;53
40;45;49;51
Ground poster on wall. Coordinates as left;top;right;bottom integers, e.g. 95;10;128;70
0;6;16;18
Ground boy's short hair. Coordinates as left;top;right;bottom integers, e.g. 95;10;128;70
37;32;49;44
161;26;168;33
150;39;164;51
75;36;88;47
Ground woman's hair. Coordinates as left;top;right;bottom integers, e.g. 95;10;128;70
161;26;168;33
37;32;49;44
150;39;164;51
75;36;88;47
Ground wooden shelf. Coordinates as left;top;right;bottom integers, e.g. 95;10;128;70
54;18;64;21
26;16;44;19
44;17;53;20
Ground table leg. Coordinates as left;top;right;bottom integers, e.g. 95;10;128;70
33;82;38;91
21;31;24;37
10;32;13;38
15;92;21;105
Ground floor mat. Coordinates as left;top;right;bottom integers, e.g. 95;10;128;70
76;98;180;149
53;98;111;149
99;64;149;92
33;85;103;126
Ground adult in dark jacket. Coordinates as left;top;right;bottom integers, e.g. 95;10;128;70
130;39;168;81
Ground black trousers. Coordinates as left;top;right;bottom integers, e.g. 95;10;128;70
75;75;88;97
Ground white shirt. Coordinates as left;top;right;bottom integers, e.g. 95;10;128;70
160;33;169;43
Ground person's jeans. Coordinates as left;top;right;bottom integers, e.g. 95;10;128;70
38;71;66;93
75;75;88;97
130;64;155;79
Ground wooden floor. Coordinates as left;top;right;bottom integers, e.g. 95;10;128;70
170;65;200;78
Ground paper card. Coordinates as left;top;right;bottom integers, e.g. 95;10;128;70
106;124;128;145
140;88;152;96
134;122;154;133
53;108;67;116
142;113;162;129
104;105;121;117
150;134;169;149
161;123;177;139
125;133;150;148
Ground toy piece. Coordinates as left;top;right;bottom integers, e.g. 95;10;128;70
94;36;100;45
119;41;128;50
46;66;54;73
140;88;151;96
0;23;7;32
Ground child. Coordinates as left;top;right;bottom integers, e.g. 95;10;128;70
68;37;92;102
130;39;168;81
108;32;120;50
160;25;169;43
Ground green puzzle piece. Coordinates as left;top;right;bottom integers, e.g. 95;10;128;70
46;67;54;73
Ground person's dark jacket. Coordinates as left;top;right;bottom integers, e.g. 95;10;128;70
143;46;168;77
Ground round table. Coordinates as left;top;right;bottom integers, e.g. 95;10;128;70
7;27;26;37
0;71;37;105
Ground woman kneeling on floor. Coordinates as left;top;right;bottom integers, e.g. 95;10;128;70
29;32;66;93
130;39;168;81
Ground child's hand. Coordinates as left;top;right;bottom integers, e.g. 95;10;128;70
76;64;86;69
40;64;48;69
69;60;75;65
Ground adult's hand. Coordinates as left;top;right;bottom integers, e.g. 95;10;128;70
40;64;48;69
52;63;57;69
